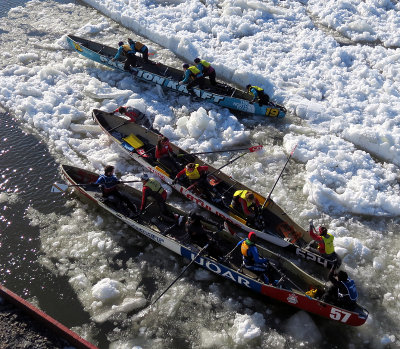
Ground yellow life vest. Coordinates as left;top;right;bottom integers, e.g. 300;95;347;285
248;85;264;96
321;233;335;254
122;44;132;54
145;178;164;194
185;164;201;180
241;239;252;257
233;190;253;207
200;59;211;68
188;66;201;79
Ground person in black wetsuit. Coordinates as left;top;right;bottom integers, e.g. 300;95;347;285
185;211;222;258
322;263;358;310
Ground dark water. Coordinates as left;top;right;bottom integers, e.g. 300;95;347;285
0;0;97;340
0;110;95;325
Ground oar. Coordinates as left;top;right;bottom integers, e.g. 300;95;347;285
50;180;141;193
177;145;263;157
268;262;306;293
151;244;209;306
262;144;297;209
186;148;262;192
219;222;243;261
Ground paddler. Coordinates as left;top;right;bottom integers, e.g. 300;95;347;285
240;232;275;284
246;84;270;106
139;173;175;222
155;136;180;175
94;165;137;216
322;262;358;310
194;58;216;86
112;41;137;71
231;190;261;223
307;221;340;264
128;38;149;63
172;163;209;186
179;63;205;91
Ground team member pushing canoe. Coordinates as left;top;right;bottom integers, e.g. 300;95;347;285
194;58;216;85
112;41;137;71
246;85;270;106
179;63;205;91
113;106;152;128
128;38;149;63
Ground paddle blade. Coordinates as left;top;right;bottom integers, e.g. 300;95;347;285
51;183;69;193
223;221;236;236
249;145;263;152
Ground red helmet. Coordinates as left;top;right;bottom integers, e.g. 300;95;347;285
248;231;256;241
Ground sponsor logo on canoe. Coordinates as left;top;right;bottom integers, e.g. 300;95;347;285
97;56;225;104
73;42;83;52
232;100;254;113
182;249;256;289
295;248;329;268
178;186;238;226
287;293;298;304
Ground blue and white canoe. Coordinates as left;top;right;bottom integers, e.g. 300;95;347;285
57;164;368;327
66;35;286;118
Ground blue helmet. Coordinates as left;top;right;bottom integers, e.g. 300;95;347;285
118;41;124;46
182;63;189;69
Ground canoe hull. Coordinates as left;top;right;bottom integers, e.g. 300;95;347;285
66;35;286;118
61;164;368;326
91;109;338;270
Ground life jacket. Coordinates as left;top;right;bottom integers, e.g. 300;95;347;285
248;85;264;96
185;164;201;180
339;279;358;301
188;66;202;79
134;41;146;52
199;60;215;74
122;44;134;55
233;190;253;207
241;239;254;264
321;233;335;255
144;178;165;194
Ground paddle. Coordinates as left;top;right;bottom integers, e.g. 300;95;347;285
219;222;242;261
268;262;306;293
186;146;263;192
262;144;297;209
151;244;209;306
50;180;141;193
177;145;263;157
